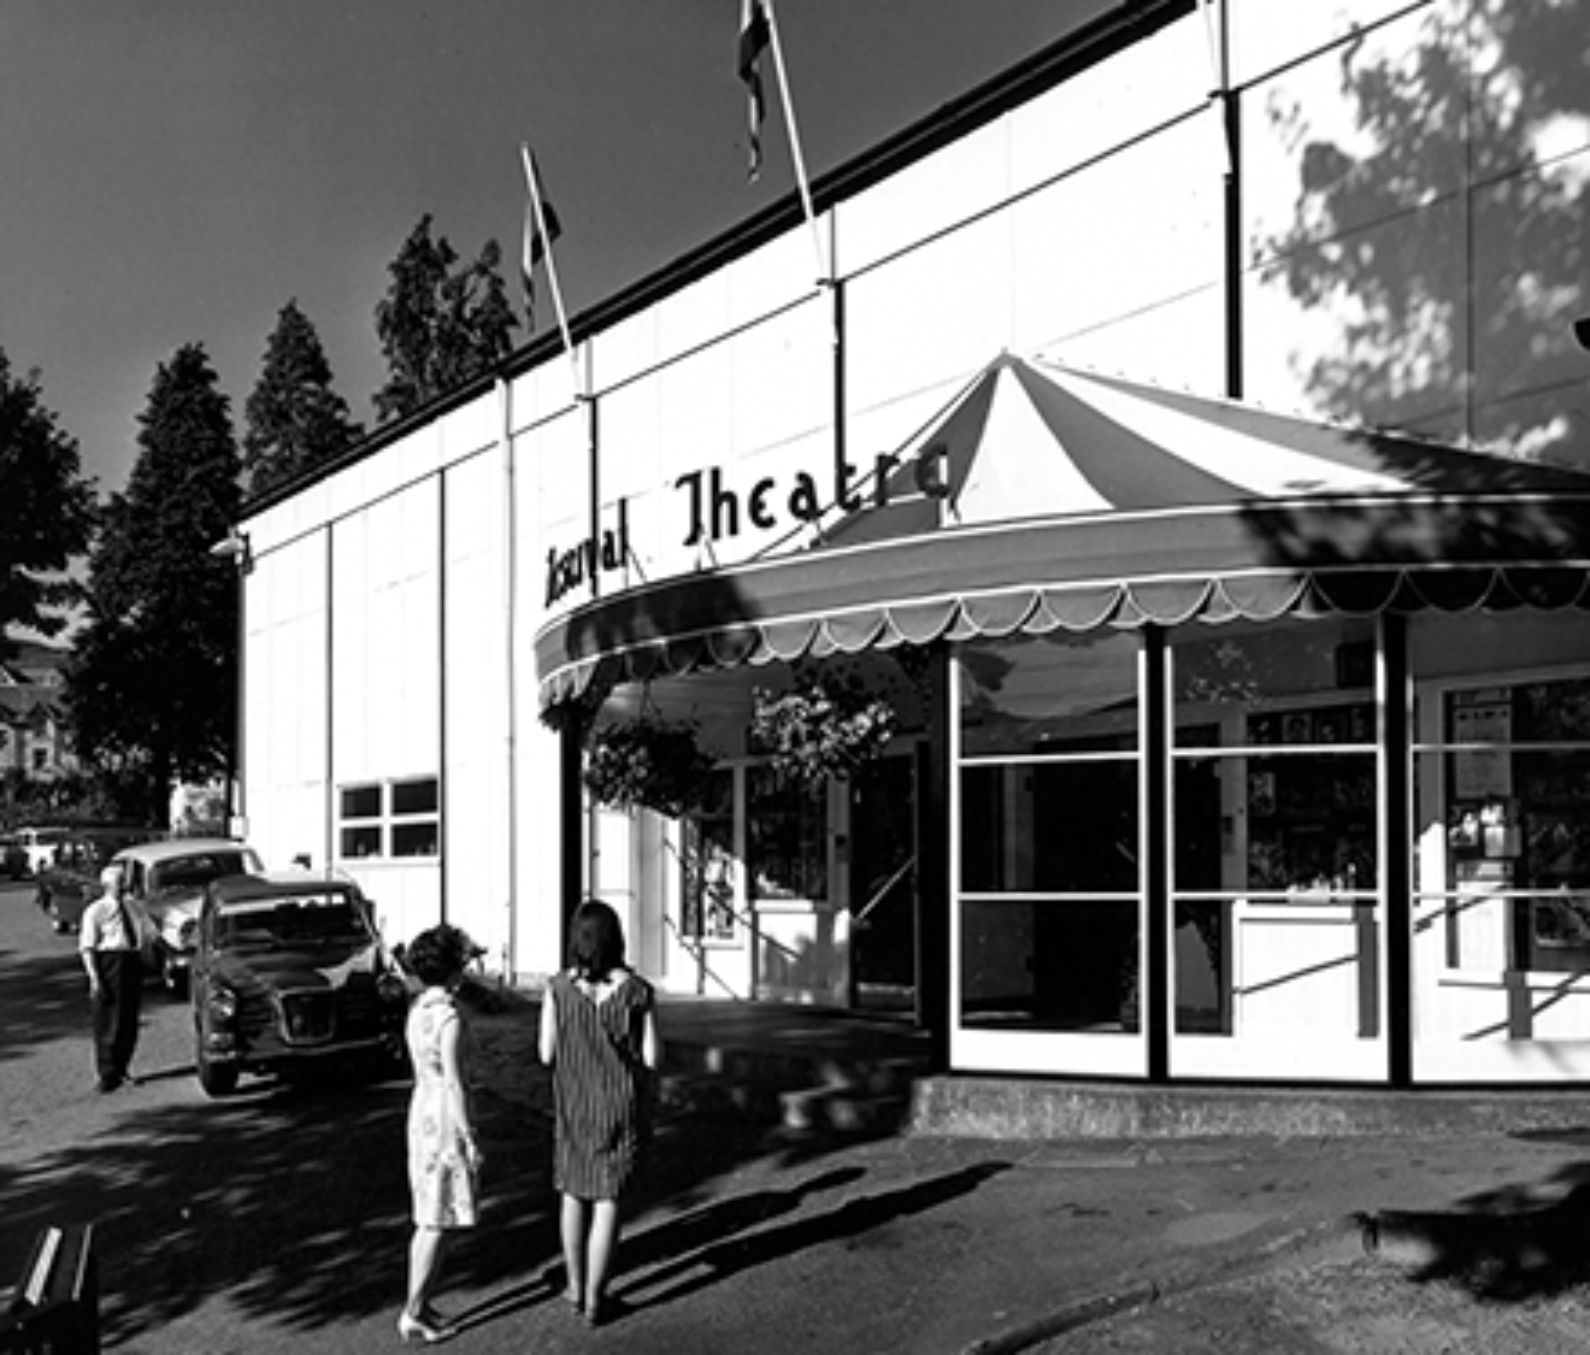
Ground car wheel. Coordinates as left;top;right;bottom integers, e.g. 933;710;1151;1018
195;1027;240;1098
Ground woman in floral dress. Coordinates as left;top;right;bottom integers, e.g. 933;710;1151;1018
401;924;482;1344
539;899;660;1327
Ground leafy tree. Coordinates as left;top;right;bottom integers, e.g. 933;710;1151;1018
241;299;363;497
70;344;241;822
0;349;94;654
373;215;518;423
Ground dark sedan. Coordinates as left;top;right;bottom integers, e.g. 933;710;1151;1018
190;874;410;1097
34;828;163;934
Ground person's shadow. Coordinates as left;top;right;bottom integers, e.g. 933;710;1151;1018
447;1168;867;1332
620;1161;1011;1311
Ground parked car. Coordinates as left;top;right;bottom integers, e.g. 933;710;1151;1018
190;873;409;1097
34;828;164;933
0;834;27;880
111;838;264;995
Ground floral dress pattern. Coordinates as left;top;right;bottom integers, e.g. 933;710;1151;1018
406;988;478;1229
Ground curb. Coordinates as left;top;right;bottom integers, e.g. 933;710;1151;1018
957;1213;1366;1355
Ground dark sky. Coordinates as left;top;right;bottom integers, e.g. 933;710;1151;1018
0;0;1111;497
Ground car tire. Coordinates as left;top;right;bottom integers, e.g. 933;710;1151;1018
195;1032;240;1098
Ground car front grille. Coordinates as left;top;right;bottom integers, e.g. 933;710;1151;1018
238;983;387;1050
277;990;336;1045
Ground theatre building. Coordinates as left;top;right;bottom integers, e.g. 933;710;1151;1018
236;0;1590;1087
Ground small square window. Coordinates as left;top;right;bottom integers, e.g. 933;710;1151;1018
392;778;439;816
341;826;382;858
392;823;438;857
341;785;381;819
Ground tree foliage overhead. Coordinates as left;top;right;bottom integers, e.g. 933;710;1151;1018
372;215;519;424
70;343;242;821
242;299;363;497
0;348;94;654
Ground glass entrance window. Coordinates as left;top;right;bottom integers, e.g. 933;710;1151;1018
1170;618;1382;1073
1410;611;1590;1078
1420;676;1590;977
957;631;1139;1035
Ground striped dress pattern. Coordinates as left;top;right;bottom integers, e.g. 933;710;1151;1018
549;969;655;1200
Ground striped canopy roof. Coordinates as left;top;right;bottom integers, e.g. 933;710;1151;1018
537;355;1590;705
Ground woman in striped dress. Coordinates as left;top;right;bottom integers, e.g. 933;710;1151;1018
538;899;661;1327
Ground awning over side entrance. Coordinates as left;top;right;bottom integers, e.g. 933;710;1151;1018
536;357;1590;706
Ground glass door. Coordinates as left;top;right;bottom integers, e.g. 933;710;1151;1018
1166;617;1387;1082
951;629;1147;1078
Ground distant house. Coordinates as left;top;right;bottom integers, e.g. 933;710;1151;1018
0;640;76;781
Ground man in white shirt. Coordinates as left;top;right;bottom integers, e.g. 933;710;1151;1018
78;865;143;1093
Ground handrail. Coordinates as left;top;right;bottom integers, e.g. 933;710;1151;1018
855;854;915;925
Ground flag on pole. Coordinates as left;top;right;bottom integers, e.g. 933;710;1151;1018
520;151;563;325
738;0;771;180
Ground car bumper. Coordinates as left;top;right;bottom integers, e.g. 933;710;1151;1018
200;1031;403;1065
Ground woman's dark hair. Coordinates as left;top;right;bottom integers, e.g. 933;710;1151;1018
569;899;626;982
406;923;476;988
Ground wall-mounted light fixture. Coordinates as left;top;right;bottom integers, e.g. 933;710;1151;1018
208;527;252;574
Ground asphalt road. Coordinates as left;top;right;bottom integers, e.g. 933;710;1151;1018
12;877;1590;1355
0;878;443;1349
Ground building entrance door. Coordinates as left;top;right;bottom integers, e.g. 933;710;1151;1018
848;749;919;1013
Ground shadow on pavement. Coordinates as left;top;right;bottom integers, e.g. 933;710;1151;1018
0;1043;925;1347
1365;1138;1590;1301
617;1161;1012;1312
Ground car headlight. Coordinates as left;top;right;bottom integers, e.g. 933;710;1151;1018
207;986;238;1022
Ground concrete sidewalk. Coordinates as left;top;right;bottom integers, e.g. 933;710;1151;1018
114;989;1590;1353
412;991;1590;1355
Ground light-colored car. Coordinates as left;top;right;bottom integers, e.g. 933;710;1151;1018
110;838;264;995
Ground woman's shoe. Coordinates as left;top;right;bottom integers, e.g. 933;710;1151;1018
397;1310;454;1344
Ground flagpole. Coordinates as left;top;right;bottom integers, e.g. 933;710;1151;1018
762;1;827;286
519;143;581;397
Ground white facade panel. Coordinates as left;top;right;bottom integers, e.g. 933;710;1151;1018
246;529;329;871
443;448;513;968
1009;12;1214;199
838;120;1011;281
846;211;1016;422
1243;5;1458;264
329;481;440;783
1011;118;1223;374
513;412;568;979
1229;0;1438;87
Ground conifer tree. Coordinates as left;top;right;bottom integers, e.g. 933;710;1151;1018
0;348;94;653
373;216;518;423
242;299;363;497
70;343;241;821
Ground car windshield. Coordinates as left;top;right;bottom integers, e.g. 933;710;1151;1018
149;852;255;895
218;894;372;949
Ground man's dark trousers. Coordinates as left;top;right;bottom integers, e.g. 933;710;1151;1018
91;950;142;1087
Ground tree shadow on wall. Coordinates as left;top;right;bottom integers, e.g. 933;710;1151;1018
1259;0;1590;461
